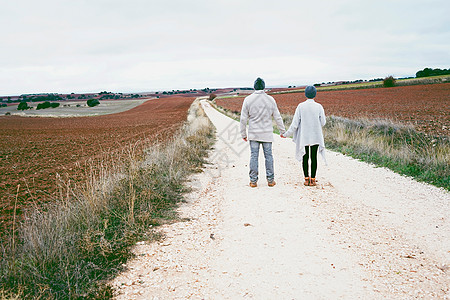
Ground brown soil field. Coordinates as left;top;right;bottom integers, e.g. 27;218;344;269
0;97;194;234
216;83;450;136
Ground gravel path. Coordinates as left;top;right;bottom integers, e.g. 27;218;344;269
111;100;449;299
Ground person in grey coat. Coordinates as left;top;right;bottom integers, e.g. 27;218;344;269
281;85;326;186
240;77;286;187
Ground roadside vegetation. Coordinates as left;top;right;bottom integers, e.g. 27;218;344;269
210;101;449;191
0;99;215;299
323;116;449;190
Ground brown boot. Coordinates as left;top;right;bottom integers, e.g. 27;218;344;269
250;182;257;188
268;180;276;187
304;177;310;186
309;178;316;186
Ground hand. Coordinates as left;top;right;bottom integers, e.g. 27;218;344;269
243;137;248;142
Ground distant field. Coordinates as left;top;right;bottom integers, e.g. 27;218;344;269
269;74;450;94
0;97;194;234
215;83;450;137
0;99;149;117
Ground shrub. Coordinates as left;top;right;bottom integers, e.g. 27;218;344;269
17;102;31;110
1;104;7;107
36;101;59;110
87;99;100;107
209;93;217;101
383;76;396;87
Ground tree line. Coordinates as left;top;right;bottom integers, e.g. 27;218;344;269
416;67;450;78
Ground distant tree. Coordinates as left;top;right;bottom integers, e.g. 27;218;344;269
383;76;396;87
18;101;31;110
37;102;50;110
36;101;59;109
87;99;100;107
416;67;450;78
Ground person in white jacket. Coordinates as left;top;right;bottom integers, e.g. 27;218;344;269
281;85;326;186
240;77;286;187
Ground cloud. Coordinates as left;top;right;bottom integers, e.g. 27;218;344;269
1;0;449;95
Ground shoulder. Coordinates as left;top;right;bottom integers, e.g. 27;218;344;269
244;92;259;101
267;94;277;106
298;100;307;108
243;94;253;103
266;94;275;101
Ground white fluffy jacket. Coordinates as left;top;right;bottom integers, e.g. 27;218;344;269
283;99;327;162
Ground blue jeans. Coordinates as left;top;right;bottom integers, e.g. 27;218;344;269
249;140;274;183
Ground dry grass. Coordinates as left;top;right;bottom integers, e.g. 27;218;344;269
0;99;215;299
324;116;449;190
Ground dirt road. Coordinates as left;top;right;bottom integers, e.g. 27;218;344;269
111;100;449;299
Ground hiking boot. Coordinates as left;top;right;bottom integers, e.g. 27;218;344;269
309;178;317;186
304;177;310;186
249;182;257;188
268;180;276;187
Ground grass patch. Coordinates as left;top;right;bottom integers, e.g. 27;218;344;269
324;116;449;190
212;101;449;190
0;99;215;299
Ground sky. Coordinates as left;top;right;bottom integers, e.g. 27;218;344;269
1;0;449;95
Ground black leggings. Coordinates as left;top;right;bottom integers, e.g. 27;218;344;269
302;145;319;178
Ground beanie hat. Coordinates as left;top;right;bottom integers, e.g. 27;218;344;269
254;77;265;90
305;85;317;99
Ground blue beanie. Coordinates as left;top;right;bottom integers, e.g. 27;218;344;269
305;85;317;99
254;77;265;90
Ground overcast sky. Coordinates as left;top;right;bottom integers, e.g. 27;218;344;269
1;0;449;95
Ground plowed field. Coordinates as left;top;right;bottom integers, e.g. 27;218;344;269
216;83;450;136
0;97;194;234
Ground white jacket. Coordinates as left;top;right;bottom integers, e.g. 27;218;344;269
240;90;285;142
283;99;327;162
